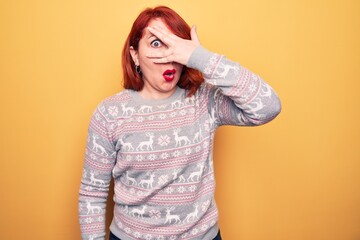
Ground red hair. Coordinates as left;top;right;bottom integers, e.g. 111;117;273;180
122;6;204;96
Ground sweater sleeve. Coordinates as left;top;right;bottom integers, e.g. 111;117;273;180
78;101;117;240
187;46;281;127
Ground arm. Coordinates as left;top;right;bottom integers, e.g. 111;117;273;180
146;25;281;126
79;102;116;240
187;46;281;126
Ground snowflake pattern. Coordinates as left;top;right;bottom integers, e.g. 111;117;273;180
158;175;169;185
149;209;161;219
101;158;109;163
248;82;257;93
159;113;166;120
134;231;141;238
201;224;208;231
85;217;92;224
158;135;170;146
189;185;197;192
148;154;156;161
172;150;181;157
165;187;174;194
177;186;186;193
145;234;153;240
179;109;186;115
160;152;170;159
108;106;118;117
136;155;144;162
170;112;177;118
195;146;202;152
191;228;199;235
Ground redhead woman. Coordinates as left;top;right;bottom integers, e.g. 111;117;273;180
79;6;281;240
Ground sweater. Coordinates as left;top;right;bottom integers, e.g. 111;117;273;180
78;46;281;240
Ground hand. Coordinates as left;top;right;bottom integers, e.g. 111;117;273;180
146;25;200;65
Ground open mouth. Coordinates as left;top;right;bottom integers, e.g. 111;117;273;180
163;69;176;82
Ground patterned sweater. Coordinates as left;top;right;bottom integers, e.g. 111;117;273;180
79;46;281;240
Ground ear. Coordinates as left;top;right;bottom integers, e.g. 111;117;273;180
129;46;139;65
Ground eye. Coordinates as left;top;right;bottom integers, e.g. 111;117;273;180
150;39;163;48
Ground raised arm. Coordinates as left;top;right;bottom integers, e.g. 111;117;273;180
187;46;281;126
146;24;281;127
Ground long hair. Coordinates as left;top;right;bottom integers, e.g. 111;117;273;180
122;6;204;96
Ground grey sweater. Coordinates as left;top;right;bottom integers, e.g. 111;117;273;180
79;46;281;240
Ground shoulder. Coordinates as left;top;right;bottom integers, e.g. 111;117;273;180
101;89;133;106
93;89;133;120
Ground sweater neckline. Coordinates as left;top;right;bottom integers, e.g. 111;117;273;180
129;87;184;106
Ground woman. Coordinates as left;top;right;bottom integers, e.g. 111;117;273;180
79;6;281;240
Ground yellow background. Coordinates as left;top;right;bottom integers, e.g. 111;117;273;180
1;0;359;239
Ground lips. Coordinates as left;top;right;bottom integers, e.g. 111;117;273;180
163;69;176;82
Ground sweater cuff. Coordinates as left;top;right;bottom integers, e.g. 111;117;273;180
187;45;216;73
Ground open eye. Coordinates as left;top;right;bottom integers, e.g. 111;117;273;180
150;39;163;48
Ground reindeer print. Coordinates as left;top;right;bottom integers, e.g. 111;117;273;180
138;105;153;113
183;204;199;223
165;207;181;224
136;133;155;151
129;206;147;218
193;127;203;143
138;174;155;189
89;170;105;186
173;129;191;147
188;163;205;182
215;62;239;78
85;201;103;214
126;171;137;186
91;135;108;156
119;138;134;151
171;99;183;109
121;103;135;116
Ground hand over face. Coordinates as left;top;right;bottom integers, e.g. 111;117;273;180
146;22;201;66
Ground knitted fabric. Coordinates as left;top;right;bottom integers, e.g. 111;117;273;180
79;46;281;240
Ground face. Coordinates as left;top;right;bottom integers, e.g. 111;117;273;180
130;18;184;99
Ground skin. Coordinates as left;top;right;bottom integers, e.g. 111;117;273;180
130;18;200;100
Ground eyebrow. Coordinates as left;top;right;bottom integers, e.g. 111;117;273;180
147;33;156;39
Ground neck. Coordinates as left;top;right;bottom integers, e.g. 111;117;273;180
139;87;178;100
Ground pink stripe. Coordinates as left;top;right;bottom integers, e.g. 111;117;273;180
115;181;215;205
116;152;209;171
79;190;108;198
113;206;218;235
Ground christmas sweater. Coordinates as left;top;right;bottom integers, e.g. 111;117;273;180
79;46;281;240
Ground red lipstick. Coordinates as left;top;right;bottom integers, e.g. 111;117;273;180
163;69;176;82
